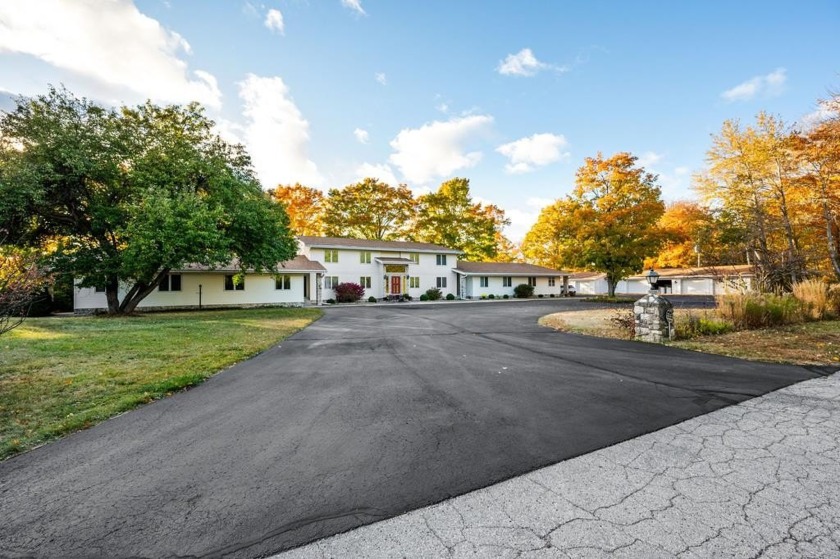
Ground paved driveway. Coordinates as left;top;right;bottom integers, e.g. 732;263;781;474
0;301;827;558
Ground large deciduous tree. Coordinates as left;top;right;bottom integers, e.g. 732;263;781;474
411;177;510;261
267;183;325;236
794;95;840;280
0;242;50;335
0;87;297;314
523;153;664;296
695;113;811;289
322;177;415;240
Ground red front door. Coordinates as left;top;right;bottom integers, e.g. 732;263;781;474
390;275;401;295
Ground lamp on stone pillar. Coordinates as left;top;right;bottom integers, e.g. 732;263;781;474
635;267;673;343
646;268;660;293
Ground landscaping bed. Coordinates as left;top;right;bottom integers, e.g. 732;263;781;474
0;307;321;460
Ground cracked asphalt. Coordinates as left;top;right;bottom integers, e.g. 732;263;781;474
0;300;830;558
276;372;840;559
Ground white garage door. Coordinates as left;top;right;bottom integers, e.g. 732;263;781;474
683;278;710;295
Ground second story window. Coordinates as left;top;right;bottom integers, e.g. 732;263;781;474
408;253;419;264
324;249;339;263
436;254;447;266
360;251;371;264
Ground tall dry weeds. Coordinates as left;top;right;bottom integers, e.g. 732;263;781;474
792;279;830;320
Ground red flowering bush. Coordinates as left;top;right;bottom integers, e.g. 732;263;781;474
334;282;365;303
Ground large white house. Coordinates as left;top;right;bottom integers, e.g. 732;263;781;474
73;236;571;312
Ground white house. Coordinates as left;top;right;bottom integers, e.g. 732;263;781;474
570;265;755;296
73;236;578;312
453;262;570;299
73;255;326;313
297;236;462;300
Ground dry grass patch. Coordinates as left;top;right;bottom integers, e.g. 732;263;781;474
541;308;840;366
0;307;321;460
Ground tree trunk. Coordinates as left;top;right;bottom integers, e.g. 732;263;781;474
105;276;120;314
119;269;170;314
607;278;617;297
819;177;840;280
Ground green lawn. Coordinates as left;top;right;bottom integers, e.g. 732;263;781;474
0;307;321;460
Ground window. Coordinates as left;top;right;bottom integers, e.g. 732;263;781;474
479;276;489;288
436;254;447;266
324;249;339;263
360;276;372;288
409;277;420;289
548;278;556;287
503;276;512;287
159;274;182;292
275;275;291;290
528;277;537;287
408;253;420;264
225;275;245;291
324;276;339;289
436;277;447;288
360;251;371;264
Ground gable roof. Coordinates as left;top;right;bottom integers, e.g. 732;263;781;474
297;236;460;254
454;262;569;276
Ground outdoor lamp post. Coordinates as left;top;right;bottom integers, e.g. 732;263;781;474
646;268;660;293
635;267;673;343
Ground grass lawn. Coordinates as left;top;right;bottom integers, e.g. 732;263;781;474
541;309;840;367
0;307;321;461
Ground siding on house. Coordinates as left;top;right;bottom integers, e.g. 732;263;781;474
298;237;460;299
569;265;755;296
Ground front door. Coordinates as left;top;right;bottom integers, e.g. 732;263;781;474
390;275;401;295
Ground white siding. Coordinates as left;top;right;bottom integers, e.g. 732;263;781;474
308;246;458;299
74;272;307;311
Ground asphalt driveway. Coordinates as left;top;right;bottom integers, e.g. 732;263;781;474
0;301;827;558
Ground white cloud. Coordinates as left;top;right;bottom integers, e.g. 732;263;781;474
355;163;399;186
341;0;366;15
388;114;494;184
636;151;664;168
0;0;222;108
497;48;554;77
496;133;569;174
264;9;284;34
526;197;555;209
238;74;323;188
353;128;369;144
721;68;787;102
375;72;387;86
505;207;540;243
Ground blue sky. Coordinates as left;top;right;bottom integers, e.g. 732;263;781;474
0;1;837;239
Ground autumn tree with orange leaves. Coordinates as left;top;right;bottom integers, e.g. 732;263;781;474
523;153;664;296
267;183;325;236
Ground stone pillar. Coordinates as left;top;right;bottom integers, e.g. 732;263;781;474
634;292;674;343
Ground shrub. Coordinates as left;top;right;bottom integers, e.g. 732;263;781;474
334;282;365;303
792;279;830;320
513;284;534;298
488;294;495;299
503;294;509;299
446;293;455;300
480;294;487;300
419;294;429;301
425;287;443;301
538;294;544;298
609;309;635;339
326;298;336;304
675;310;734;339
403;294;412;301
549;294;555;298
716;292;803;329
367;296;377;303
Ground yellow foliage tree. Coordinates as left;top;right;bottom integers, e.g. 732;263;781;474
267;183;325;237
